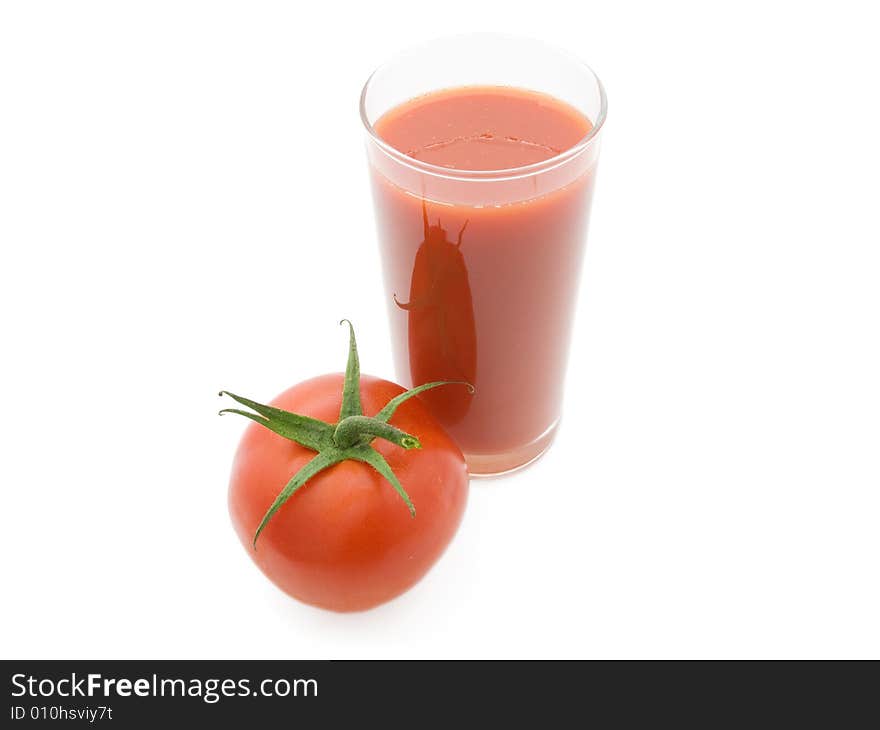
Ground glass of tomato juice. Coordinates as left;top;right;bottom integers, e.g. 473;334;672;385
361;34;606;476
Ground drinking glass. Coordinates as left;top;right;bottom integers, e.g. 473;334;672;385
361;34;606;476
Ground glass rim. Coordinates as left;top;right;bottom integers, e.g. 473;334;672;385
359;33;608;183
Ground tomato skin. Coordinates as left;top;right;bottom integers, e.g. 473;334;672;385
228;373;468;612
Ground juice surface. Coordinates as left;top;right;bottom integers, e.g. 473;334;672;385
375;85;591;171
370;86;596;468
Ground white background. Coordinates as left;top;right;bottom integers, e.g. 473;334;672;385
2;1;878;659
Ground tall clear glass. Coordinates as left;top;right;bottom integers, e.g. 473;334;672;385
361;34;606;476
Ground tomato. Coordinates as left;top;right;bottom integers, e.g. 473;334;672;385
222;324;469;612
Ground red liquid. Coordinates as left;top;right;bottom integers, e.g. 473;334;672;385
371;86;596;471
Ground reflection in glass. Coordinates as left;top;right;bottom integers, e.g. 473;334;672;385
394;201;476;425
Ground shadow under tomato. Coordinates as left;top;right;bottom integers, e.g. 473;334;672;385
394;200;477;426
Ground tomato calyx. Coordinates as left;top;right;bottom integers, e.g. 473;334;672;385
220;320;473;549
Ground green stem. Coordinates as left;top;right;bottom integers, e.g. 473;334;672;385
334;415;421;450
375;380;474;423
338;319;362;420
252;450;342;547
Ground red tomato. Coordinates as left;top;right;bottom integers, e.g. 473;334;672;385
227;373;468;612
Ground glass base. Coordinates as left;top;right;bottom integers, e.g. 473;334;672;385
464;420;559;478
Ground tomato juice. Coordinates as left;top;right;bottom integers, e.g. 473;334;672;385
367;85;600;474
